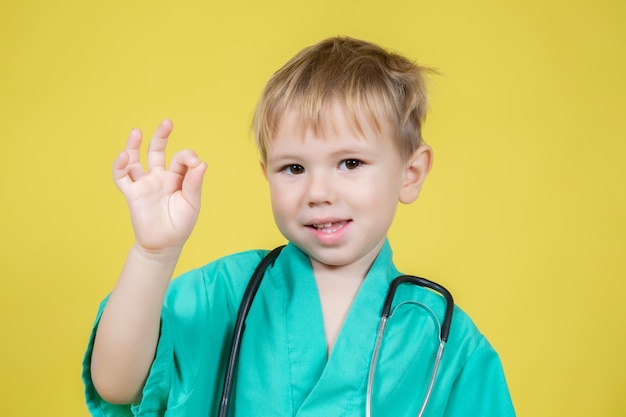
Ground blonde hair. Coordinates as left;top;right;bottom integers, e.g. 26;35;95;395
253;36;433;163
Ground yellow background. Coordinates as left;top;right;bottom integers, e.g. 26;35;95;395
1;0;624;415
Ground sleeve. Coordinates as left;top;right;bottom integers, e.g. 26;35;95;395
442;336;516;417
81;250;269;417
81;297;174;417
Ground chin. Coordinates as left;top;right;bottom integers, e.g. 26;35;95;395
305;247;364;269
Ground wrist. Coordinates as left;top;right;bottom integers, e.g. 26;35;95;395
130;243;184;265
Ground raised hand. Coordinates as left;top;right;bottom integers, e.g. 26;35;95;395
113;119;207;254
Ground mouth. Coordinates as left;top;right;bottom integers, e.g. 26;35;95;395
308;220;350;234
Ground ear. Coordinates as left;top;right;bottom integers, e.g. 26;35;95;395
399;144;433;204
260;161;268;180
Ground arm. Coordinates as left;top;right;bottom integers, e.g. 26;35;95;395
90;119;207;404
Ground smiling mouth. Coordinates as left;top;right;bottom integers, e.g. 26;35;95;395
309;221;349;234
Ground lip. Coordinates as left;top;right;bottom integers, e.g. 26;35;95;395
305;218;352;245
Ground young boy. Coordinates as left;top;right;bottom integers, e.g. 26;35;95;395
83;37;515;417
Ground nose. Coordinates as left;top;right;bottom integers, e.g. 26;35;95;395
306;170;335;207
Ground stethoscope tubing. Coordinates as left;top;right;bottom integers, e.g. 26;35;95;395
217;249;454;417
383;275;454;343
217;246;285;417
366;275;454;417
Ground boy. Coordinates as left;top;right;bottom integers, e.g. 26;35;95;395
84;37;515;416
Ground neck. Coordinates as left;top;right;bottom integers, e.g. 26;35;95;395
308;243;384;355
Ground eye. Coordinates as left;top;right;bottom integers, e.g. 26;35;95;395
339;159;362;170
282;164;305;175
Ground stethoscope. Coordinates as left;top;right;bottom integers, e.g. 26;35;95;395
217;246;454;417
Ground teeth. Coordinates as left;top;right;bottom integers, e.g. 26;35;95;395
312;221;346;233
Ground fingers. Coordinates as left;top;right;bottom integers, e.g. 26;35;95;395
147;119;174;171
112;150;130;190
183;161;208;210
113;128;145;191
113;120;172;184
124;128;143;167
169;150;207;209
113;120;205;198
168;149;201;176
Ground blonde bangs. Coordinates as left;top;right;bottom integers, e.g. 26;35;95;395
254;37;431;163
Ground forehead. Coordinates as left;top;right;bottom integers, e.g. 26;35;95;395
273;102;392;144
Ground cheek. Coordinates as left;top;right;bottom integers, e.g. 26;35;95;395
269;182;295;218
351;172;402;205
268;183;301;240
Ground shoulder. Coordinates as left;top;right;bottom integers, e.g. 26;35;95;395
440;307;515;414
164;249;271;316
447;304;491;357
433;306;515;412
171;249;269;287
443;305;511;390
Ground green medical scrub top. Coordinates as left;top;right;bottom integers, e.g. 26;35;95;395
82;241;515;417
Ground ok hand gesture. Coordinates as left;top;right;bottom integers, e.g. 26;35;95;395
113;119;207;255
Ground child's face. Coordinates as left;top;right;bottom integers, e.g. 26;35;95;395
262;103;425;273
